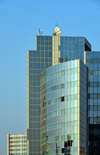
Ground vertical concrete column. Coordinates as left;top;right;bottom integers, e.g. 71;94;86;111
52;36;60;66
7;134;9;155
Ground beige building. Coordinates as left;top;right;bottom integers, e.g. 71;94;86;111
7;134;27;155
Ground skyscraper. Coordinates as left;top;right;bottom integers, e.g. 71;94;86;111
27;34;52;155
27;27;100;155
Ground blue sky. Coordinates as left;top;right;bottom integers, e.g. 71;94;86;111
0;0;100;154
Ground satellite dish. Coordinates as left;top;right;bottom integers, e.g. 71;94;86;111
53;27;61;36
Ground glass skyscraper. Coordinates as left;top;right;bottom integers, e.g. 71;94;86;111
84;51;100;154
27;36;52;155
27;27;100;155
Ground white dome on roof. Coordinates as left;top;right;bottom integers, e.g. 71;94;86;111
53;27;61;36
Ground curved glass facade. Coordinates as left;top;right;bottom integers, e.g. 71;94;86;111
40;59;88;155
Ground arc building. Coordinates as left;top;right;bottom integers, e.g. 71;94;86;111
27;27;100;155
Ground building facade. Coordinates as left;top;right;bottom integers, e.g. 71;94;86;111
40;59;88;155
27;36;52;155
84;51;100;154
7;134;27;155
27;27;100;155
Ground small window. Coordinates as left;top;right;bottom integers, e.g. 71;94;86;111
64;142;67;147
61;96;64;102
61;83;64;89
62;148;64;153
61;70;65;76
59;45;60;50
43;102;46;107
59;58;63;63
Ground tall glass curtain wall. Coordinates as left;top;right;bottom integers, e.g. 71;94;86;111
27;34;100;155
86;51;100;154
27;36;52;155
40;60;88;155
60;37;91;63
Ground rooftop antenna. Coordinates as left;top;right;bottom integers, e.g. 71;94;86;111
56;23;58;27
39;29;40;35
41;29;43;35
39;29;43;35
